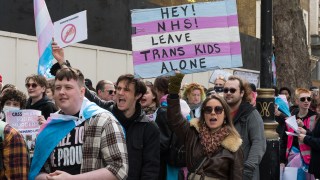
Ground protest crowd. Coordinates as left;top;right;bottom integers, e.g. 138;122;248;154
0;40;320;180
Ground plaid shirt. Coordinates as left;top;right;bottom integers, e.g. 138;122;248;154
81;112;128;179
0;124;29;180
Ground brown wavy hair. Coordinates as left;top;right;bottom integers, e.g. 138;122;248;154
199;95;241;138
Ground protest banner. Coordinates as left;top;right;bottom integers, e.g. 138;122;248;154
6;110;41;152
131;0;242;78
54;10;88;48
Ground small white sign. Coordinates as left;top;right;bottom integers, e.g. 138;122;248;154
209;69;232;84
54;10;87;48
233;70;260;87
285;115;299;133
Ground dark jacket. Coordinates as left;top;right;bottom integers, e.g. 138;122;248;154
304;118;320;178
233;102;266;180
154;106;171;180
26;96;58;119
167;96;243;180
85;88;160;180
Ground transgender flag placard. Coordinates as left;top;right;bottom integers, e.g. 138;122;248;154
131;0;242;78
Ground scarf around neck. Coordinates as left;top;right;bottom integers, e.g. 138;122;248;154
199;122;230;155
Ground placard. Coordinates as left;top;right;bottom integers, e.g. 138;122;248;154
6;110;41;152
54;10;88;48
233;70;260;87
131;0;242;78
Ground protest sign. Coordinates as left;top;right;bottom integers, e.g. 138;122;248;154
6;110;41;152
131;0;242;78
54;10;87;48
285;115;299;133
233;70;260;87
209;69;232;84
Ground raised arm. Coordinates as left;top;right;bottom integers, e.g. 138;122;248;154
166;73;190;142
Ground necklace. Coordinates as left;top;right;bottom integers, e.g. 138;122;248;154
298;111;308;118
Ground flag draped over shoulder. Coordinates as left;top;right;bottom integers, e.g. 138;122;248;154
29;98;110;180
34;0;54;78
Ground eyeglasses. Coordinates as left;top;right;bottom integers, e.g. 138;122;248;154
223;87;237;94
203;106;224;115
300;97;311;102
25;83;38;89
107;90;116;95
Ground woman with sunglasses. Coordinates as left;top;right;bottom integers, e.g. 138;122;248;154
25;75;58;123
167;73;243;180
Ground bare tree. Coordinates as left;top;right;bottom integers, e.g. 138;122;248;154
273;0;311;91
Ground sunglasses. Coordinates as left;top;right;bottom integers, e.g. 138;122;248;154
107;90;116;95
203;106;224;115
25;83;38;89
223;87;237;94
300;97;311;102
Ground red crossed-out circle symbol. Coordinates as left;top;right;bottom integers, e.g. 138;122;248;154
61;24;76;44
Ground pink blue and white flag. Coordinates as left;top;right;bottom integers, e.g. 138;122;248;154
29;98;117;180
272;54;277;86
34;0;54;78
131;0;242;78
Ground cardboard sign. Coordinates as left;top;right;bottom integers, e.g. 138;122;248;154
131;0;242;78
54;10;88;48
233;70;260;87
6;110;41;152
209;69;232;84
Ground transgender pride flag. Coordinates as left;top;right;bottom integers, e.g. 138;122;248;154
29;98;114;180
34;0;54;78
131;0;242;78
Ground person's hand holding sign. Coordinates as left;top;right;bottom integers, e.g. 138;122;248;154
296;118;304;127
38;115;46;126
51;39;67;67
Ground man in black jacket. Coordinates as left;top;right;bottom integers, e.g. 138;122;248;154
85;74;160;180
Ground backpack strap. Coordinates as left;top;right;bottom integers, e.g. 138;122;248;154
0;121;7;170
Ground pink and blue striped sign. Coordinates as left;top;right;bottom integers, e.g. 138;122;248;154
34;0;54;78
131;0;242;78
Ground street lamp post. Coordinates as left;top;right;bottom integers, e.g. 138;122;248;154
257;0;280;179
